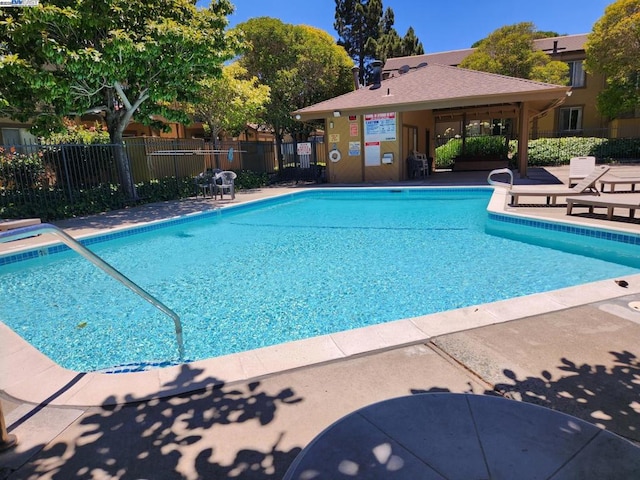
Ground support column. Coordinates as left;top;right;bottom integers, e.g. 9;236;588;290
518;102;530;178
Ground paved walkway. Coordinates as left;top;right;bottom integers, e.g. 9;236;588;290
2;166;640;479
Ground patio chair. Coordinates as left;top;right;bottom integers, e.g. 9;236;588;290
194;169;219;198
505;165;610;206
214;171;237;200
568;156;596;187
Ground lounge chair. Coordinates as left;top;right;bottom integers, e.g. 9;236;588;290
599;175;640;193
568;156;596;186
0;218;41;232
566;193;640;220
506;165;610;206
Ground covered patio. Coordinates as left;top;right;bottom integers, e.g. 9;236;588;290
293;62;571;183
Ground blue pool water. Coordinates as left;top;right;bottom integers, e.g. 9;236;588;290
1;188;639;372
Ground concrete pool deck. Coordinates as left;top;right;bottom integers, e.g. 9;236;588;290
2;165;640;478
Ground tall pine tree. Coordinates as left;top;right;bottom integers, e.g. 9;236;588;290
334;0;424;84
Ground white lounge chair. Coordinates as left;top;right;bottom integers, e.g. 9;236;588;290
568;156;596;186
0;218;41;232
506;165;610;206
566;193;640;220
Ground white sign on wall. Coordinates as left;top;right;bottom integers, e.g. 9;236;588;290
297;142;312;155
348;141;361;156
364;141;381;166
364;113;396;141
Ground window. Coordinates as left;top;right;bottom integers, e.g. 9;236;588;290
567;61;585;87
559;107;583;132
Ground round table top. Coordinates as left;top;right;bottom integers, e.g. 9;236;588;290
284;393;640;479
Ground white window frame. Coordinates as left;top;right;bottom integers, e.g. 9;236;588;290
559;106;583;132
567;60;585;87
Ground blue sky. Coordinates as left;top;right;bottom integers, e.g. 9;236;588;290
207;0;614;53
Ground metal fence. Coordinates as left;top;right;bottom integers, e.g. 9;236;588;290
0;138;327;220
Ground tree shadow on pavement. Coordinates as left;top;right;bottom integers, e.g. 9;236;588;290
492;350;640;443
9;364;303;480
412;350;640;443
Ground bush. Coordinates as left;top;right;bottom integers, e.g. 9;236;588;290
0;147;48;189
523;136;640;166
235;170;270;189
435;136;511;168
42;119;110;145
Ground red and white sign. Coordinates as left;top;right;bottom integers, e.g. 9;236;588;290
297;142;312;155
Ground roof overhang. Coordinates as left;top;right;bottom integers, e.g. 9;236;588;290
293;63;571;123
293;88;570;123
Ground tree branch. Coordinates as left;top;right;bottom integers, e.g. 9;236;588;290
113;81;133;111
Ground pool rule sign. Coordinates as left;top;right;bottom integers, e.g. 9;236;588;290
364;112;396;166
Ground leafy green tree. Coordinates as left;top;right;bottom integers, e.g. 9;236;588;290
461;23;569;85
186;63;270;146
585;0;640;119
0;0;239;198
235;18;353;170
470;30;563;48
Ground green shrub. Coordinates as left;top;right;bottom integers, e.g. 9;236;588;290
435;136;510;168
235;170;270;189
0;148;47;189
42;119;110;145
523;136;639;165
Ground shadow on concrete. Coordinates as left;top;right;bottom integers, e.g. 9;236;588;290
7;364;303;479
412;350;640;444
493;350;640;443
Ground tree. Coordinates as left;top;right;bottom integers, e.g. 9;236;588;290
0;0;239;198
585;0;640;119
334;0;382;85
460;23;569;85
186;63;270;147
235;18;353;171
335;1;424;79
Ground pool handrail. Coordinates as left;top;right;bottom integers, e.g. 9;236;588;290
487;168;514;187
0;223;184;360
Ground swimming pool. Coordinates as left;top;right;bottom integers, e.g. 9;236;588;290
1;188;639;372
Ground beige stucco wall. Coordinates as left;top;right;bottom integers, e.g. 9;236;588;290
535;69;607;133
324;113;400;183
324;110;436;183
325;115;363;183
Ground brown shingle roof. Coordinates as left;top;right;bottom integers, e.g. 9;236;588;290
383;33;589;74
294;63;570;119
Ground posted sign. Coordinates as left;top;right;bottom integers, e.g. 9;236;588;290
364;113;396;141
297;142;312;156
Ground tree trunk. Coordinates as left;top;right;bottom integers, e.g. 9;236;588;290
111;128;138;201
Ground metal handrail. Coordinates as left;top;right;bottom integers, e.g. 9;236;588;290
487;167;514;187
0;224;184;359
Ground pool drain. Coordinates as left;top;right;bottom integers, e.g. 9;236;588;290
628;301;640;312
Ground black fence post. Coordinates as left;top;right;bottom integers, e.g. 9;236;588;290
60;145;74;203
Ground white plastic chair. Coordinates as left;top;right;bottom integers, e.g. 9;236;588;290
214;171;237;200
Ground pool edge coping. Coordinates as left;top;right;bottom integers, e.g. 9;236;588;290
3;185;640;407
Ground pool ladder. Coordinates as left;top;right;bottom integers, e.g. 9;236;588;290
0;223;184;359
